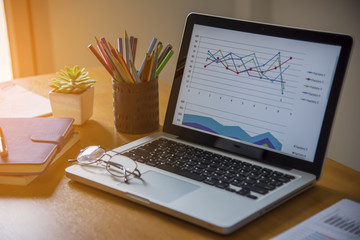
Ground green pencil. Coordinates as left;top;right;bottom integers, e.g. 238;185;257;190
156;49;174;78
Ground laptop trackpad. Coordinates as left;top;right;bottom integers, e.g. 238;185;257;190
119;170;200;203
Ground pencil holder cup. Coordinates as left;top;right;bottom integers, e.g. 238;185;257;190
112;79;159;134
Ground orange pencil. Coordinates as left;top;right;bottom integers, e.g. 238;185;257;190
114;48;136;84
140;53;151;82
109;44;135;84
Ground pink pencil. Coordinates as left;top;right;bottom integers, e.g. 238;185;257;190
95;37;110;67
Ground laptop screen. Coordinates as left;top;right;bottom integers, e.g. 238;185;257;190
172;24;341;163
164;13;352;178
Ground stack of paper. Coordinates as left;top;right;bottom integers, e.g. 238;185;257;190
272;199;360;240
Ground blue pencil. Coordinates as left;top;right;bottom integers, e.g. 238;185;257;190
138;37;157;77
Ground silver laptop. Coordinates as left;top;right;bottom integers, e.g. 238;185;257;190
66;13;352;234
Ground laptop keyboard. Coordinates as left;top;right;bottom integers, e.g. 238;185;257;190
121;138;296;200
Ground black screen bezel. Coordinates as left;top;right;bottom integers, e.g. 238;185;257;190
163;13;352;180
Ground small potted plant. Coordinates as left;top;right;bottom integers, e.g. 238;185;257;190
49;65;96;125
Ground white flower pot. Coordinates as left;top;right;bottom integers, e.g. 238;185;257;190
49;86;94;125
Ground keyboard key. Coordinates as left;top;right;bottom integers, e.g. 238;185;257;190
246;194;258;200
255;182;276;191
225;187;236;193
216;182;229;189
243;185;268;195
284;174;295;180
276;177;291;183
230;180;244;188
237;188;250;196
244;178;257;185
203;178;217;186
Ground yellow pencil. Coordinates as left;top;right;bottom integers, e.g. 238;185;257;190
103;47;126;82
112;41;140;84
108;42;121;62
115;49;136;84
129;60;141;84
111;42;135;83
106;42;135;83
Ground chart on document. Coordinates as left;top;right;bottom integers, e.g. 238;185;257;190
173;24;341;161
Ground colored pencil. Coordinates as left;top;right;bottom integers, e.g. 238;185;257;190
140;53;151;82
138;37;157;77
95;37;110;67
131;37;138;62
156;49;174;78
89;33;173;83
157;43;172;65
88;44;114;78
117;38;123;56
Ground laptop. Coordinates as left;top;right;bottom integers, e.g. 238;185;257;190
66;13;352;234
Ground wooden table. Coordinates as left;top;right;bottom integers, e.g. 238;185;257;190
1;67;359;239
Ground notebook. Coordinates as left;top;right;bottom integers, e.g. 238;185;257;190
0;117;74;175
0;131;80;185
66;13;352;234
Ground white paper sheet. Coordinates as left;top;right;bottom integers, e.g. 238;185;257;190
272;199;360;240
0;81;52;117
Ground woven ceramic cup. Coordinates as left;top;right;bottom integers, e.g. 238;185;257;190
112;79;159;134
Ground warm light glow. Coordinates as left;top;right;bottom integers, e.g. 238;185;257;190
0;0;13;82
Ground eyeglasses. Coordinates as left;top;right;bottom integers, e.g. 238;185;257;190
70;145;141;182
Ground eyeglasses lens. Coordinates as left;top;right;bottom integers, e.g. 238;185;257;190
107;155;137;177
77;146;105;164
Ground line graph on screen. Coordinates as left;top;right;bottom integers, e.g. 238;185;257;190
204;50;293;95
186;34;304;111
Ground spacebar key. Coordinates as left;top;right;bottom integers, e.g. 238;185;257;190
157;164;205;182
